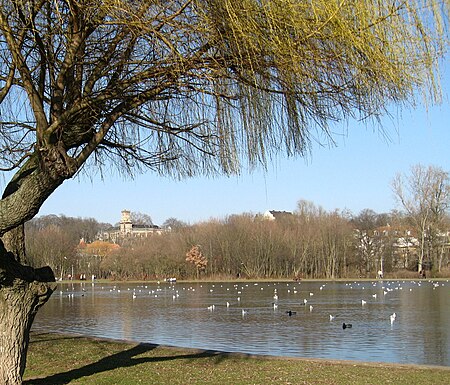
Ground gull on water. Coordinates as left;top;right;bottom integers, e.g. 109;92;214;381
390;312;397;325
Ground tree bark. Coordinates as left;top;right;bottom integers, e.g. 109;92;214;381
1;225;26;264
0;147;75;238
0;239;56;385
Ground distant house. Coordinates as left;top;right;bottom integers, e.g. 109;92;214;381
262;210;293;221
100;210;167;243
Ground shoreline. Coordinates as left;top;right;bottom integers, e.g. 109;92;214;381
25;332;450;385
58;276;450;285
96;336;450;371
33;331;450;371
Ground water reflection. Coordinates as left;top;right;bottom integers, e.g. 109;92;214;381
33;280;450;366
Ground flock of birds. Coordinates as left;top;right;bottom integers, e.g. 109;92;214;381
51;279;448;366
200;281;410;329
60;279;447;332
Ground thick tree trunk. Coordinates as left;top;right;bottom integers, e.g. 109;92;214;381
1;225;26;264
0;240;56;385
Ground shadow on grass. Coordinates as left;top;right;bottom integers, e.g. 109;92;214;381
26;332;88;345
24;336;232;385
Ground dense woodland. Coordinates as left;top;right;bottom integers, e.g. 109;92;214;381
25;201;450;281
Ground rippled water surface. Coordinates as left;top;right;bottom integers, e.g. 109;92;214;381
33;280;450;366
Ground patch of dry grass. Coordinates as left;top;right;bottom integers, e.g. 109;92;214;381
24;332;449;385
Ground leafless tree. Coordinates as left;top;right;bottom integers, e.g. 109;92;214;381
392;164;450;273
130;212;154;227
163;217;188;230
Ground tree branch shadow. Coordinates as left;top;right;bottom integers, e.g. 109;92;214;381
24;337;231;385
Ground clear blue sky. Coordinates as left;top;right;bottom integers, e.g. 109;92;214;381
30;69;450;226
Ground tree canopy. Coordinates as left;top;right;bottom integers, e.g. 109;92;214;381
0;0;448;235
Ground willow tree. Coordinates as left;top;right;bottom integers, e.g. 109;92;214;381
0;0;448;383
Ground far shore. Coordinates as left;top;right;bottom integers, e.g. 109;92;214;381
57;276;450;285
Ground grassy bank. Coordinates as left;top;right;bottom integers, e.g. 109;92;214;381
24;332;449;385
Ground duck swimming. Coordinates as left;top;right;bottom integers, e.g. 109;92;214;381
286;310;297;316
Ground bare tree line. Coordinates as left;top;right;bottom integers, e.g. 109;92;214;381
24;199;450;281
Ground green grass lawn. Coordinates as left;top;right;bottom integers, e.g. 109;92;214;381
24;332;449;384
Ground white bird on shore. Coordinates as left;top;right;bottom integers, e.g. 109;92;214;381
361;299;367;305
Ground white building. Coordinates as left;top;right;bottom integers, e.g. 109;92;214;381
100;210;167;243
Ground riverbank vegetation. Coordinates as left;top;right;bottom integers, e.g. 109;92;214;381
25;197;450;281
24;332;450;385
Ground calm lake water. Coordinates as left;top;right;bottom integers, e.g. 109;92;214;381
32;280;450;366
